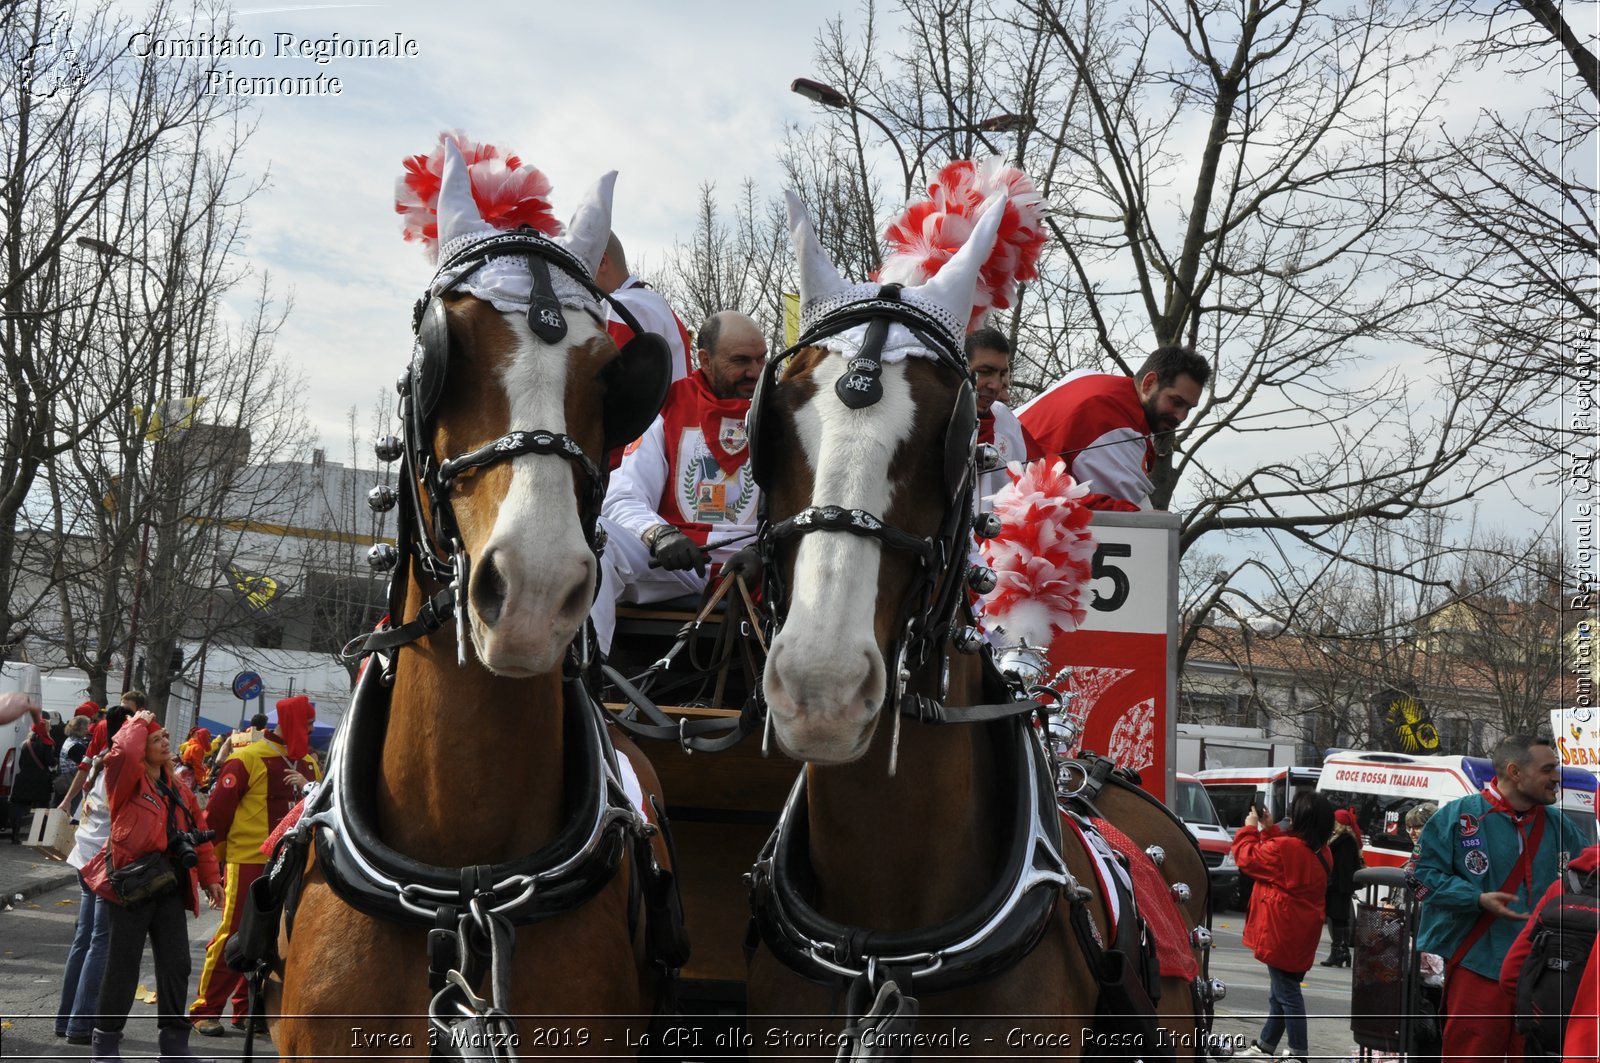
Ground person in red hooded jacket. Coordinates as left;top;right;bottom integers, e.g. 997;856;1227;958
82;710;222;1063
1233;790;1335;1063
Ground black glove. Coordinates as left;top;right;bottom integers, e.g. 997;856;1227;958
723;544;762;588
649;528;707;575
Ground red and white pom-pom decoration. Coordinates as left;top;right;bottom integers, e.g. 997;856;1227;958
395;130;561;260
979;458;1097;648
879;156;1047;331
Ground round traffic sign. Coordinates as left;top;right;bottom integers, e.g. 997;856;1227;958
232;670;264;701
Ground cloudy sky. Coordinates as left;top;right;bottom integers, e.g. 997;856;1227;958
155;1;854;450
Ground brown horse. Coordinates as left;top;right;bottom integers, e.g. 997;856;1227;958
268;145;680;1058
742;194;1216;1058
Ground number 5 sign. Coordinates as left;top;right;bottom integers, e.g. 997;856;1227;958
1045;511;1179;802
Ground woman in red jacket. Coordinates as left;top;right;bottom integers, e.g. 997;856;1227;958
83;711;223;1063
1233;790;1334;1063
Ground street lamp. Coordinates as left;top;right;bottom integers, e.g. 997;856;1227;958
790;76;1033;197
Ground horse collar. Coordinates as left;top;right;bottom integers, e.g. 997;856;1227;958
747;716;1073;996
301;662;650;929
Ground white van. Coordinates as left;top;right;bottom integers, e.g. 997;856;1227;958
1316;750;1599;868
0;661;43;803
1174;772;1240;911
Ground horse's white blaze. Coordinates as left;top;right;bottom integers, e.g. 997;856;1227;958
764;356;917;763
468;311;598;677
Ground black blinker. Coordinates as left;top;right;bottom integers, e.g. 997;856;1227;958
525;255;568;343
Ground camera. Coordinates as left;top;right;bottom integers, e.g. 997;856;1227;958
168;828;216;870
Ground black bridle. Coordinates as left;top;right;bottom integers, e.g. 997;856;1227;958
344;229;646;668
752;289;985;720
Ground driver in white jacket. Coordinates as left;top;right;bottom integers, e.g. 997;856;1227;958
592;311;765;654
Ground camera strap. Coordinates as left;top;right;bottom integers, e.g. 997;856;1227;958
156;776;197;838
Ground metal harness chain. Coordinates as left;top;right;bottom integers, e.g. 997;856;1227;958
427;896;520;1061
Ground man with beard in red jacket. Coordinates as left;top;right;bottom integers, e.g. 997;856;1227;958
1017;346;1209;511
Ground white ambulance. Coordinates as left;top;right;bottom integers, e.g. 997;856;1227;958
1316;750;1598;868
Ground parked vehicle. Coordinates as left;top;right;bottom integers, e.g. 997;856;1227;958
1174;771;1238;911
1316;750;1598;867
1196;764;1322;909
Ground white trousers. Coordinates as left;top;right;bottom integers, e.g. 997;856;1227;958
591;516;708;654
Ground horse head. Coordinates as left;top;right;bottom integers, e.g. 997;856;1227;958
404;142;668;677
755;192;1006;763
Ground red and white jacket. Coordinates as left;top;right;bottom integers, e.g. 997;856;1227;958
603;371;758;563
606;275;694;383
1017;371;1154;511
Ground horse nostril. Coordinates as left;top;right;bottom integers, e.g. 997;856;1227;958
473;549;508;627
558;563;590;621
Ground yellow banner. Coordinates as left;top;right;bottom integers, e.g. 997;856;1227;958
782;292;800;349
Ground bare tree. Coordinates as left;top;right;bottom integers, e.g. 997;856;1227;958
1407;0;1598;464
0;0;246;655
1188;515;1569;750
0;2;317;718
768;0;1557;656
657;181;792;342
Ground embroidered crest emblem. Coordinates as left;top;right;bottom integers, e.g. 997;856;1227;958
1459;813;1480;838
1464;849;1490;876
718;417;747;454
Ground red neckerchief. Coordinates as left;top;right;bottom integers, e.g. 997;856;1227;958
1482;783;1548;899
687;370;752;475
977;411;996;446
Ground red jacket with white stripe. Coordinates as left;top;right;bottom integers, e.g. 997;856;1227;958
1017;371;1153;511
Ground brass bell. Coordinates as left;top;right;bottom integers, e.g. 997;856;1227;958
973;512;1002;538
1170;882;1192;904
1144;845;1166;867
367;543;399;571
967;566;998;593
974;443;1002;472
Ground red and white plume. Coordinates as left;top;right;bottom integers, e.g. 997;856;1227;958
979;459;1097;647
396;130;561;260
879;156;1046;331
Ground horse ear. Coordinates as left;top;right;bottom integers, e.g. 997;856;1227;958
910;193;1008;329
787;190;848;307
556;171;617;278
436;139;495;250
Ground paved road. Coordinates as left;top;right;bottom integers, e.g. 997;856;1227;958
3;877;1379;1061
0;877;276;1062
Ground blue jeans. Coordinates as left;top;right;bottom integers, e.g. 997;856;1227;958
1258;964;1309;1056
56;875;110;1037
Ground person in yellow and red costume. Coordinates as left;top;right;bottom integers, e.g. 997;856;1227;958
187;696;320;1037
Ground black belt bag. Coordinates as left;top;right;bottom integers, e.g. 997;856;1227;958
109;851;179;907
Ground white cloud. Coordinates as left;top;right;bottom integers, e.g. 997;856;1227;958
129;1;839;447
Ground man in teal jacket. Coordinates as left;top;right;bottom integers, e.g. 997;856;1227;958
1413;735;1587;1062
